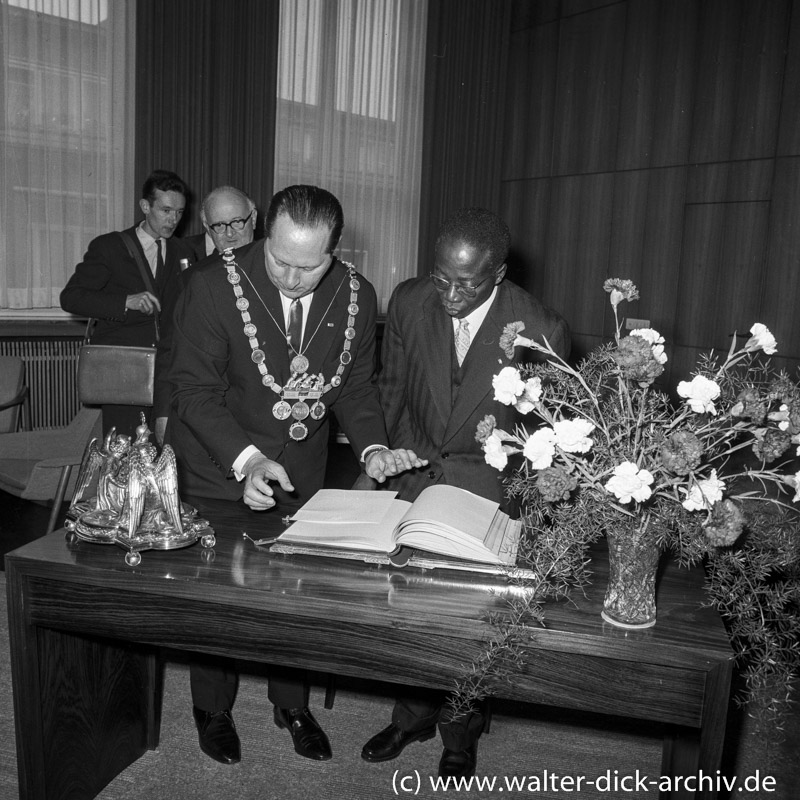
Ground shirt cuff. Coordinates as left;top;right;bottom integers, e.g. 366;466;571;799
232;445;261;481
360;444;389;463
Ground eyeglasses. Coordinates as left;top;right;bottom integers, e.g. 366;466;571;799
208;210;253;235
429;271;495;299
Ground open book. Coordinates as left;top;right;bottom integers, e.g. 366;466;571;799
270;485;522;573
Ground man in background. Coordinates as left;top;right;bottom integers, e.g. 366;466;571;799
154;185;259;443
166;184;425;768
183;185;259;261
361;207;570;779
60;169;193;438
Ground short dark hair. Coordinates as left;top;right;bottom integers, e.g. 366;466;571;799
141;170;188;203
265;185;344;253
436;207;511;270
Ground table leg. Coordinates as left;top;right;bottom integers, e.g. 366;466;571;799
7;569;161;800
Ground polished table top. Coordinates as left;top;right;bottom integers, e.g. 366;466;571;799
8;494;733;672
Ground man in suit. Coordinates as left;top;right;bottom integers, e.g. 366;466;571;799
60;169;193;438
167;184;425;767
361;207;570;778
154;186;259;444
182;185;259;262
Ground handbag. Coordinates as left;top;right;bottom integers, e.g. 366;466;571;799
77;231;161;407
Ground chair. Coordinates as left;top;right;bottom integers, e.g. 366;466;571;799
0;407;102;534
0;355;30;433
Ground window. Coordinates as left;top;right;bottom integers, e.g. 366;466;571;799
275;0;427;312
0;0;133;312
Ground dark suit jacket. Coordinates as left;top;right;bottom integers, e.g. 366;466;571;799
379;277;571;510
166;241;388;504
60;225;192;348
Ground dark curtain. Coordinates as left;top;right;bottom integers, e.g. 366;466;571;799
134;0;279;234
417;0;512;273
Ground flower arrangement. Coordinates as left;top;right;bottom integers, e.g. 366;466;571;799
476;279;800;723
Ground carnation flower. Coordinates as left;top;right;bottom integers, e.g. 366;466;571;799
514;377;543;414
730;387;766;424
677;375;721;415
553;418;595;453
787;471;800;503
523;427;557;469
660;430;702;475
499;321;534;359
752;427;791;463
605;461;654;504
629;328;668;365
613;335;665;384
483;430;509;470
745;323;777;355
492;366;525;405
681;470;724;511
474;415;497;444
603;278;639;308
703;499;745;547
536;466;578;503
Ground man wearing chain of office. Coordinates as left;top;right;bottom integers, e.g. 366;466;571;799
166;184;426;768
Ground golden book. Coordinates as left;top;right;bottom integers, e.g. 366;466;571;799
271;485;522;573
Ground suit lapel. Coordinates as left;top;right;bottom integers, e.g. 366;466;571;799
443;286;514;443
419;292;455;430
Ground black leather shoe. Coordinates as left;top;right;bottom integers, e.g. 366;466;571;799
193;707;241;764
438;745;477;779
273;706;332;761
361;722;437;762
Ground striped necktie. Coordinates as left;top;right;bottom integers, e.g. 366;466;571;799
455;319;470;366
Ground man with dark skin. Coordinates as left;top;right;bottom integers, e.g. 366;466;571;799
362;207;570;779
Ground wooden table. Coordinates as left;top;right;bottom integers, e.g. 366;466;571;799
6;496;733;800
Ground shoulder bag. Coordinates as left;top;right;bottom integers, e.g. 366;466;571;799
77;231;160;407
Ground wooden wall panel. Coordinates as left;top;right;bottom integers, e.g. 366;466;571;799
500;178;553;298
685;160;773;204
542;174;615;337
616;0;697;170
690;0;789;163
778;0;800;156
763;156;800;360
501;0;800;371
675;202;769;349
608;168;687;343
552;4;626;175
503;23;559;181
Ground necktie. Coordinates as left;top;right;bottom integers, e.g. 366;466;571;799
455;319;470;366
287;298;303;358
154;238;164;277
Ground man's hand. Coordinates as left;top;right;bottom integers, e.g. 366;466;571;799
241;453;295;510
125;291;161;315
365;448;428;483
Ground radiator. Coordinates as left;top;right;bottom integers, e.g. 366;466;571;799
0;339;82;430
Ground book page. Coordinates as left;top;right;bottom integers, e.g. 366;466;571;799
279;495;410;552
290;490;398;524
395;485;499;545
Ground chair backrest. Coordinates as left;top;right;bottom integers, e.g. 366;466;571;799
0;355;26;433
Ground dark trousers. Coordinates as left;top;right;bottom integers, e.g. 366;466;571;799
190;655;308;712
392;689;485;751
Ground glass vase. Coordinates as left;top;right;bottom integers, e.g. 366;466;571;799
601;521;660;629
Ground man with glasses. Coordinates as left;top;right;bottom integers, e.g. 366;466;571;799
154;186;260;444
361;207;570;779
166;184;425;768
185;185;259;260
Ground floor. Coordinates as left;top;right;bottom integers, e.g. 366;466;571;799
2;441;799;798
